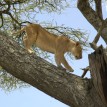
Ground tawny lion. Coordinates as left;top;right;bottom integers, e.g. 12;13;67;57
13;23;82;72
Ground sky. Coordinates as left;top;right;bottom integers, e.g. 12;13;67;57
0;1;107;107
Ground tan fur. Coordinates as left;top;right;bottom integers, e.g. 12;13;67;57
13;24;82;72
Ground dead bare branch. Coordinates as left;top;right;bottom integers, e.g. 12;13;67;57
81;66;89;78
90;19;106;50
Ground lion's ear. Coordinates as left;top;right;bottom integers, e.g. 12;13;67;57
75;42;80;46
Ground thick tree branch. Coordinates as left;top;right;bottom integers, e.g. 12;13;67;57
77;0;107;43
94;0;103;20
77;0;102;30
0;31;106;107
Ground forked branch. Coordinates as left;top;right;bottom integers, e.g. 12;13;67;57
90;19;106;50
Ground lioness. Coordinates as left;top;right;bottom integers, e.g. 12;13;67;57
13;23;82;72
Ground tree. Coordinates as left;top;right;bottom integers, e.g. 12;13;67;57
0;0;107;107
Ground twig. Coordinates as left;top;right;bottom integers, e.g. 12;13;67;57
0;1;10;14
20;21;32;25
45;0;56;8
45;27;66;35
8;12;20;26
0;14;3;28
81;66;89;78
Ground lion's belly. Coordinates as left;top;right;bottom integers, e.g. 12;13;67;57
35;38;56;54
37;44;55;53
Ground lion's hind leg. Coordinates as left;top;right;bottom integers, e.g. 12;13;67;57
23;35;34;53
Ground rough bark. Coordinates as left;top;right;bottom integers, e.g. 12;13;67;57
94;0;103;20
77;3;107;106
77;0;107;43
0;31;107;107
89;46;107;107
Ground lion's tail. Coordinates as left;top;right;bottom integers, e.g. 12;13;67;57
12;27;26;36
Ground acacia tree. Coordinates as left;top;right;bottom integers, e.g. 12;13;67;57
0;0;107;107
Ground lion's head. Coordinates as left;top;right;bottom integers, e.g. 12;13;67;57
72;42;82;59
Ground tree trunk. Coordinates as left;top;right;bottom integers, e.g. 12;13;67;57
89;46;107;107
77;1;107;106
0;31;107;107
